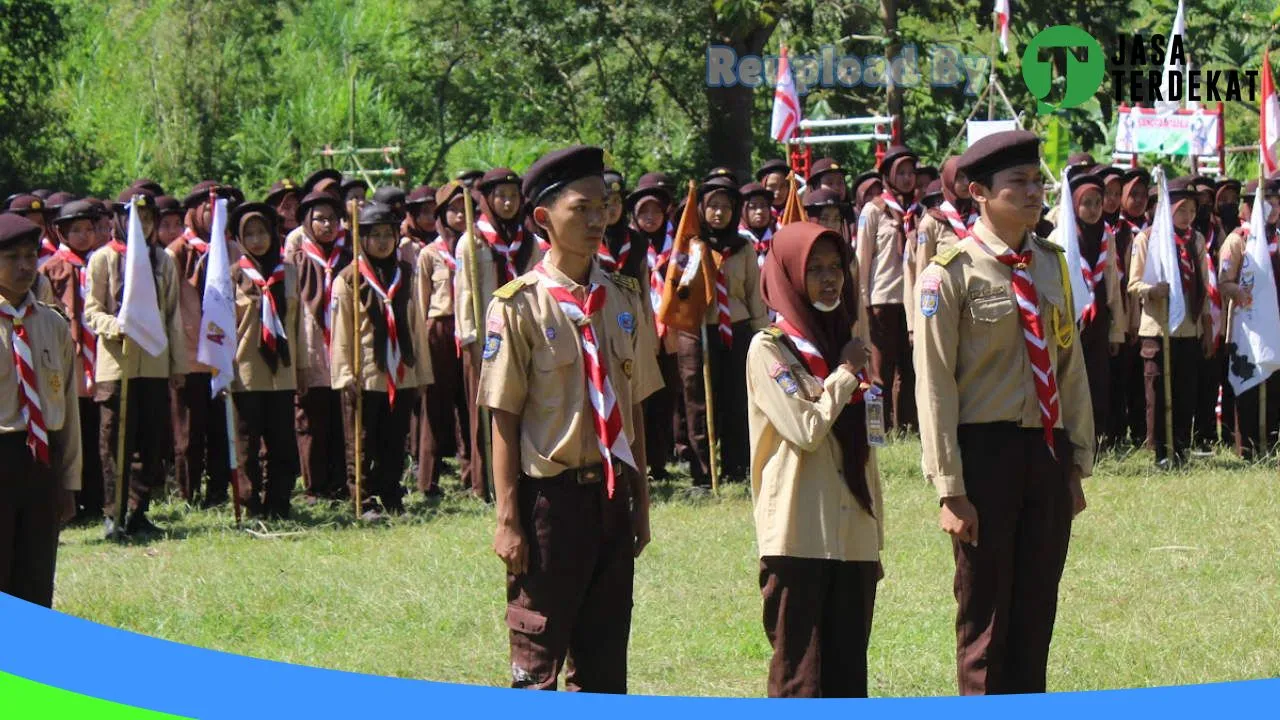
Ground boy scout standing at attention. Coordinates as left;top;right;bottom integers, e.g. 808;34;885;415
0;213;81;608
478;146;662;692
915;130;1092;695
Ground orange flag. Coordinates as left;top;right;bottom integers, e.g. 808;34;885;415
778;172;803;226
657;181;715;333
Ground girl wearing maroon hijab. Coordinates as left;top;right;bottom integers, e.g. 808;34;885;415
748;221;882;697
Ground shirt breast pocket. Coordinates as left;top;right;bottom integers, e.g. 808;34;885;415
531;336;578;411
968;292;1016;325
38;348;66;427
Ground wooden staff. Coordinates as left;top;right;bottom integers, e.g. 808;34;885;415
111;340;131;539
463;186;493;499
702;322;720;492
222;392;242;524
1162;325;1175;462
349;199;364;519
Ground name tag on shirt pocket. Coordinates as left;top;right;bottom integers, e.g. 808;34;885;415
969;287;1015;323
39;349;65;421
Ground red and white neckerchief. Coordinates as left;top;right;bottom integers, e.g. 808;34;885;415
975;236;1061;458
357;258;406;408
38;236;57;271
938;201;974;240
179;227;209;254
647;222;675;334
533;263;636;499
1270;226;1279;255
475;214;525;283
598;234;631;273
534;233;551;252
1203;247;1223;344
739;225;774;268
54;244;97;391
429;237;457;276
880;190;917;237
302;235;346;348
714;246;736;347
774;316;867;404
1078;228;1112;325
237;256;287;355
0;297;49;465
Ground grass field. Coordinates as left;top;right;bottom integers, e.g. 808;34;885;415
53;439;1280;697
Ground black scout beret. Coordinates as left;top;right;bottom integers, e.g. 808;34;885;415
738;182;773;201
372;186;407;206
878;145;918;174
0;213;43;249
956;130;1040;181
477;168;521;192
522;145;605;206
755;159;789;181
802;187;842;209
406;185;436;206
808;157;845;183
295;190;347;224
229;202;278;238
357;202;398;228
625;172;675;210
1166;176;1197;203
921;179;945;205
264;179;300;206
154;195;184;218
55;199;100;225
301;169;343;198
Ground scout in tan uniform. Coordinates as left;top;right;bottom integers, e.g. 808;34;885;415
748;222;882;698
218;203;306;519
803;188;845;234
331;203;431;517
85;188;187;538
1217;179;1280;458
413;182;469;496
755;159;790;215
1047;173;1126;442
1114;168;1152;446
676;175;770;484
858;145;918;432
265;179;302;241
284;169;344;257
168;181;236;506
40;200;105;522
0;213;81;607
289;191;352;502
1128;177;1214;467
399;185;438;267
915;130;1091;695
455;168;543;500
479;145;662;692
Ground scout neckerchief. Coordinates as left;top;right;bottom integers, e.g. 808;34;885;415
1078;225;1112;325
880;189;917;261
38;236;57;271
713;245;736;348
475;213;525;283
598;233;631;273
938;200;976;240
429;236;458;278
0;295;49;464
974;235;1060;459
774;315;868;404
357;257;406;408
646;222;675;335
739;224;773;268
54;244;97;391
534;262;637;499
179;227;209;254
302;235;346;349
237;255;289;371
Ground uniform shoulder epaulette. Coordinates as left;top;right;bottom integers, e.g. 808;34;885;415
762;326;785;339
38;301;70;322
493;276;534;300
610;273;640;294
1033;235;1065;253
931;246;963;267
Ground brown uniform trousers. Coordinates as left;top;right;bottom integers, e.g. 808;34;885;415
0;433;62;607
643;350;679;481
1232;373;1280;458
1142;337;1201;463
868;304;916;431
676;321;752;484
462;348;490;500
1194;347;1223;448
418;316;469;493
97;378;170;518
234;390;296;518
760;557;877;698
296;387;348;500
1079;306;1113;439
953;424;1074;695
506;468;634;692
341;389;410;513
75;398;103;519
170;372;230;503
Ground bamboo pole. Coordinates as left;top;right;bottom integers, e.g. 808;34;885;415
1162;328;1175;464
701;323;720;492
463;185;493;501
349;199;364;519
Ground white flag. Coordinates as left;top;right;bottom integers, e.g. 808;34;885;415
1227;180;1280;394
1260;49;1279;175
770;45;801;143
994;0;1010;56
118;199;168;358
1051;167;1092;322
197;198;237;396
1154;0;1186;115
1141;167;1186;333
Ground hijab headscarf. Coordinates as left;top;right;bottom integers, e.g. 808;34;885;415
235;209;291;371
697;180;745;252
759;221;871;513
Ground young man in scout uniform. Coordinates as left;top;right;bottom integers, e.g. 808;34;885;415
0;213;81;607
915;130;1092;695
478;145;662;692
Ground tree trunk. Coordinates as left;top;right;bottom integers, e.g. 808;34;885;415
704;18;776;183
880;0;903;141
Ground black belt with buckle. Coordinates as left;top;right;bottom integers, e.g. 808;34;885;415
553;461;623;485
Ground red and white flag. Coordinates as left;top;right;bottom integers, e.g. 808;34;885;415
994;0;1010;56
1261;49;1280;176
770;45;801;143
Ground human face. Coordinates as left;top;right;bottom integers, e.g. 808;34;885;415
344;186;367;205
763;172;787;206
1122;183;1148;217
634;200;665;234
1172;199;1196;230
1075;188;1103;225
889;160;916;194
702;190;734;231
94;214;112;248
277;194;300;229
445;197;465;232
818;206;843;232
489;183;522;221
157;214;183;245
0;242;38;299
1266;193;1280;224
972;164;1044;229
535;176;608;258
137;207;156;241
744;195;772;230
364;224;397;260
309;204;338;243
806;237;845;309
61;219;96;253
818;173;847;200
414;203;437;233
241;217;273;257
952;170;971;201
605;190;624;226
1102;179;1122;214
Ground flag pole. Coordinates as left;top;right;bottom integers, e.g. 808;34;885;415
223;392;242;524
349;199;364;519
1162;321;1175;462
111;339;131;540
462;185;493;501
702;323;720;492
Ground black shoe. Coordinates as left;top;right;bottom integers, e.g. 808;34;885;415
124;510;162;537
423;486;444;499
103;517;126;542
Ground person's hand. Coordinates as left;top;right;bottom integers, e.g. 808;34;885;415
1202;333;1216;359
1110;342;1121;357
1233;285;1253;307
1068;467;1087;518
631;506;651;558
169;374;185;389
1148;282;1170;300
839;337;868;372
940;495;979;547
494;519;528;575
